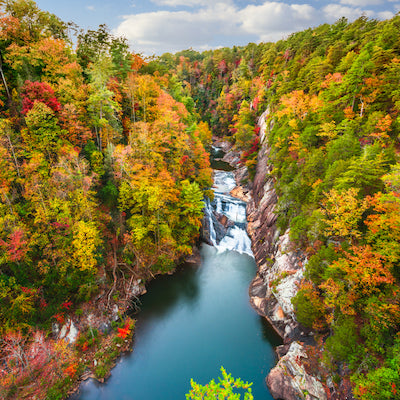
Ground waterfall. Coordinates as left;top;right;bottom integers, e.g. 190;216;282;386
205;198;218;247
218;226;253;257
216;197;222;214
205;169;254;257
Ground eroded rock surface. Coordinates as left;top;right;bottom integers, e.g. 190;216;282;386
248;230;306;341
247;145;278;265
267;342;327;400
237;109;322;399
213;113;322;400
59;319;79;343
245;113;306;342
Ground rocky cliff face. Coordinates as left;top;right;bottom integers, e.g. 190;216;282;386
229;109;327;400
246;110;307;342
267;342;328;400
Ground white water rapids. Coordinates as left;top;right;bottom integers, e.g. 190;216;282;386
205;170;253;258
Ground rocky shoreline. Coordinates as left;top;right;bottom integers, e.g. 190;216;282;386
215;109;328;400
67;123;326;400
60;247;205;399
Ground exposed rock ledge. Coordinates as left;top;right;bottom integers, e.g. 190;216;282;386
248;230;306;342
53;279;147;345
224;109;325;400
267;342;327;400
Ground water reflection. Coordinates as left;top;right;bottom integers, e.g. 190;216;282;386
134;263;201;320
72;245;281;400
71;169;281;400
259;316;282;345
211;159;235;171
210;146;235;171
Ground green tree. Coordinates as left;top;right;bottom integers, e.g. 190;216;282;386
87;54;121;149
23;101;63;156
186;367;253;400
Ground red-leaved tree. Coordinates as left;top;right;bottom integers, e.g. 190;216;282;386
21;80;61;115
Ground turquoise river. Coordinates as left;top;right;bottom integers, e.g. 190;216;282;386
71;167;281;400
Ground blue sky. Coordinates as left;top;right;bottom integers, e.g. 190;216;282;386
35;0;399;55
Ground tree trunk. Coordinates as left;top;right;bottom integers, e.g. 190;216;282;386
0;49;11;102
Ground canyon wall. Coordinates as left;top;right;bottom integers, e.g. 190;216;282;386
234;110;328;400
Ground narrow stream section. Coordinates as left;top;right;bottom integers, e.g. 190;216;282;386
71;168;281;400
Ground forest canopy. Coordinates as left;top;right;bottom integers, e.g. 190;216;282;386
0;1;212;397
2;0;400;399
157;14;400;400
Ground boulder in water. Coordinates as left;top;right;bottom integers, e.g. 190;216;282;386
216;213;234;229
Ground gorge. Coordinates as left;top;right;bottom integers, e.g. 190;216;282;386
70;165;281;400
2;3;400;399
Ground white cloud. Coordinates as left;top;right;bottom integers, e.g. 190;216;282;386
239;2;317;41
116;1;397;55
323;4;374;21
340;0;384;6
150;0;217;6
86;5;95;11
115;3;240;55
377;10;395;18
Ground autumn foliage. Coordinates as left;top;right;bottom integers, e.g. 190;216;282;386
158;13;400;400
117;321;132;339
21;80;61;114
2;0;400;398
0;1;212;398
